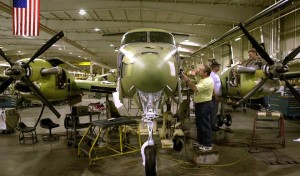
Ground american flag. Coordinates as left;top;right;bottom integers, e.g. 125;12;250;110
13;0;40;36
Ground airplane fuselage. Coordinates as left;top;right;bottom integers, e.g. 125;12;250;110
118;28;181;121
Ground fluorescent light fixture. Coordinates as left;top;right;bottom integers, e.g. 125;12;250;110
235;37;241;41
177;46;190;53
179;41;201;46
79;9;86;15
94;28;100;32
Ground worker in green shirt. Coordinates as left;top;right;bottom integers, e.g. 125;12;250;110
182;64;215;151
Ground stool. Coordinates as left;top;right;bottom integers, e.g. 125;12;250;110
251;110;285;147
16;122;38;144
40;118;60;141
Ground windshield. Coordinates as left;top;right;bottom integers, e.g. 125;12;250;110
121;32;147;45
150;32;175;45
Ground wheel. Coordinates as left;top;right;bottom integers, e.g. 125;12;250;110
145;146;156;176
225;114;232;126
217;114;223;127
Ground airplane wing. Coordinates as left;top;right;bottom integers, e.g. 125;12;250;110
47;58;81;70
74;79;116;94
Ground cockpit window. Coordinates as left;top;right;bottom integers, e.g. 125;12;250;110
150;32;175;45
121;32;147;45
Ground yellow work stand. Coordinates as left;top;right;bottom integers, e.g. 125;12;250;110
78;117;141;166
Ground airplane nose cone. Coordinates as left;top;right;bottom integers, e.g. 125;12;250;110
131;54;169;93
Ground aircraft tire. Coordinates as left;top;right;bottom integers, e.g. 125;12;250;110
145;145;156;176
217;114;223;127
225;114;232;126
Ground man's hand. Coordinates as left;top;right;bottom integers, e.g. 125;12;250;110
181;74;189;82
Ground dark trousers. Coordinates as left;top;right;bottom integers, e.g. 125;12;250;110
210;98;219;130
195;101;213;147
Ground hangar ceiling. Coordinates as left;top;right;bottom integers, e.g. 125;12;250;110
0;0;278;69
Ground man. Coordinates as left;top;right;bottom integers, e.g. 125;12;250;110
182;64;214;151
210;61;221;131
246;48;269;110
246;48;263;68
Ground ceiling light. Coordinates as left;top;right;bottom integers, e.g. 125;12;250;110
184;38;189;42
179;41;201;46
69;52;72;54
78;56;81;57
18;50;21;53
177;46;190;53
114;47;119;52
235;37;241;41
58;48;62;50
79;9;86;15
94;28;100;32
110;43;114;47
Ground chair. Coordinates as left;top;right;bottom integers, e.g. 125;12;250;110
16;122;38;144
40;118;60;141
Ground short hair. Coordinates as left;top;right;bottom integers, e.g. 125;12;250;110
203;64;211;75
248;48;257;54
210;61;221;68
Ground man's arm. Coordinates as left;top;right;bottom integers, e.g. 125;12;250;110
181;74;198;92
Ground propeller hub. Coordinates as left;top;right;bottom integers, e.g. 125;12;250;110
263;62;289;80
5;61;28;79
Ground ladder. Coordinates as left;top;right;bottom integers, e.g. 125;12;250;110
78;117;141;166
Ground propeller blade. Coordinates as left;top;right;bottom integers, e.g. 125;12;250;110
0;48;14;66
21;77;61;118
282;45;300;65
0;77;14;93
282;71;300;80
283;77;300;102
24;31;64;67
238;23;274;65
233;77;269;108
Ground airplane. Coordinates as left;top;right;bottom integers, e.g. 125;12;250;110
116;28;184;176
213;23;300;127
0;31;117;119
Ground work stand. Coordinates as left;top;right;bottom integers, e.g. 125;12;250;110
251;110;285;148
78;117;141;166
65;110;100;148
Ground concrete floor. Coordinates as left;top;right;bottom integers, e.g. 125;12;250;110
1;97;300;176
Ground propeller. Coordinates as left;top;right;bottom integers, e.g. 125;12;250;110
239;23;274;66
0;77;14;93
0;31;64;118
232;23;300;107
0;48;14;66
